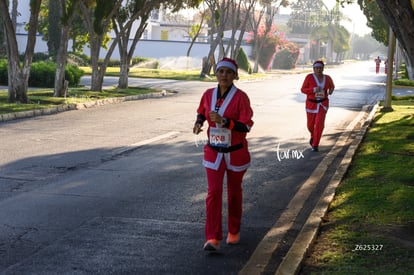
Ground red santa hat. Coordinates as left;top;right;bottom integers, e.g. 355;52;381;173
313;60;325;68
216;57;239;79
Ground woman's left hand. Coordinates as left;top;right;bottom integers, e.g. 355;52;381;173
209;111;223;124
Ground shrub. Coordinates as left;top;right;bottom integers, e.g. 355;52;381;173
237;47;252;74
394;79;414;87
67;52;90;66
32;52;51;62
65;64;84;87
131;57;159;69
131;57;152;66
29;62;84;87
273;48;299;69
272;42;300;70
0;60;84;88
0;59;7;85
29;61;56;87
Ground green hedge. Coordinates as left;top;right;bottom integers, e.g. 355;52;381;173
0;59;7;85
0;60;84;88
237;47;252;74
394;79;414;87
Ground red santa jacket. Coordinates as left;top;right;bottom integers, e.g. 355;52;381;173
301;73;335;113
196;85;254;171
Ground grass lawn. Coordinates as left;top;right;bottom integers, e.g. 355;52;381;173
0;67;269;115
81;67;209;81
80;66;268;81
0;87;156;115
301;96;414;274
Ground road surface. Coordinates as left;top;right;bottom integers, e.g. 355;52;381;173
0;61;387;274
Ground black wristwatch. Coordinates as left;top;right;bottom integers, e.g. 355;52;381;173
221;117;229;127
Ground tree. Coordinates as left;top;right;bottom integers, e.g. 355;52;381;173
249;0;289;73
333;26;350;62
340;0;414;79
310;23;350;63
0;11;5;56
67;13;89;53
248;24;281;70
113;0;151;89
288;0;323;34
48;0;62;57
115;0;202;89
79;0;123;92
54;0;80;97
356;0;387;46
0;0;42;103
186;11;207;57
199;0;256;77
200;0;231;77
351;34;386;60
369;0;414;79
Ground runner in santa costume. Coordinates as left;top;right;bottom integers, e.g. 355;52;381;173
193;57;254;252
301;60;335;152
375;56;381;74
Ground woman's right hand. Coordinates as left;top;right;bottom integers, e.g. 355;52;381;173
193;123;203;134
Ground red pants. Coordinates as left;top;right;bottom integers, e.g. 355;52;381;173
205;159;246;240
307;108;327;147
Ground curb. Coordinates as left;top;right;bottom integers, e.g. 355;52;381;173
0;90;176;123
274;102;380;275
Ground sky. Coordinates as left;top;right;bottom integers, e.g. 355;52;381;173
340;1;372;36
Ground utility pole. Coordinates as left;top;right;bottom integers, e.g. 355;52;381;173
382;26;395;112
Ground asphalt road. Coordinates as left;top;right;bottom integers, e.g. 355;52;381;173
0;61;388;274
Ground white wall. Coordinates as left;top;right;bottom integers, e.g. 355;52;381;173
16;33;253;64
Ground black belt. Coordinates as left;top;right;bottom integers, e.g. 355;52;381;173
308;98;327;103
208;143;243;153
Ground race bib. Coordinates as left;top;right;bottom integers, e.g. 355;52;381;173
315;87;325;98
209;127;231;148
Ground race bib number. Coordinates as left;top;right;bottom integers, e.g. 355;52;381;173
315;87;325;98
209;127;231;148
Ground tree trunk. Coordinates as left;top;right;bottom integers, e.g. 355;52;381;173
375;0;414;79
54;0;77;97
0;0;41;103
201;41;219;78
48;0;61;56
200;0;229;78
90;35;119;91
90;50;102;92
79;0;122;92
118;40;129;89
187;14;205;57
54;23;71;97
117;10;147;89
11;0;17;29
251;7;264;73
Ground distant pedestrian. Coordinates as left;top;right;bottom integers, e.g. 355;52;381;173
301;60;335;152
193;57;254;252
384;59;388;74
375;56;381;74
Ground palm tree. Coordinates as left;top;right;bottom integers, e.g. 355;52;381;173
309;2;350;63
310;24;350;63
